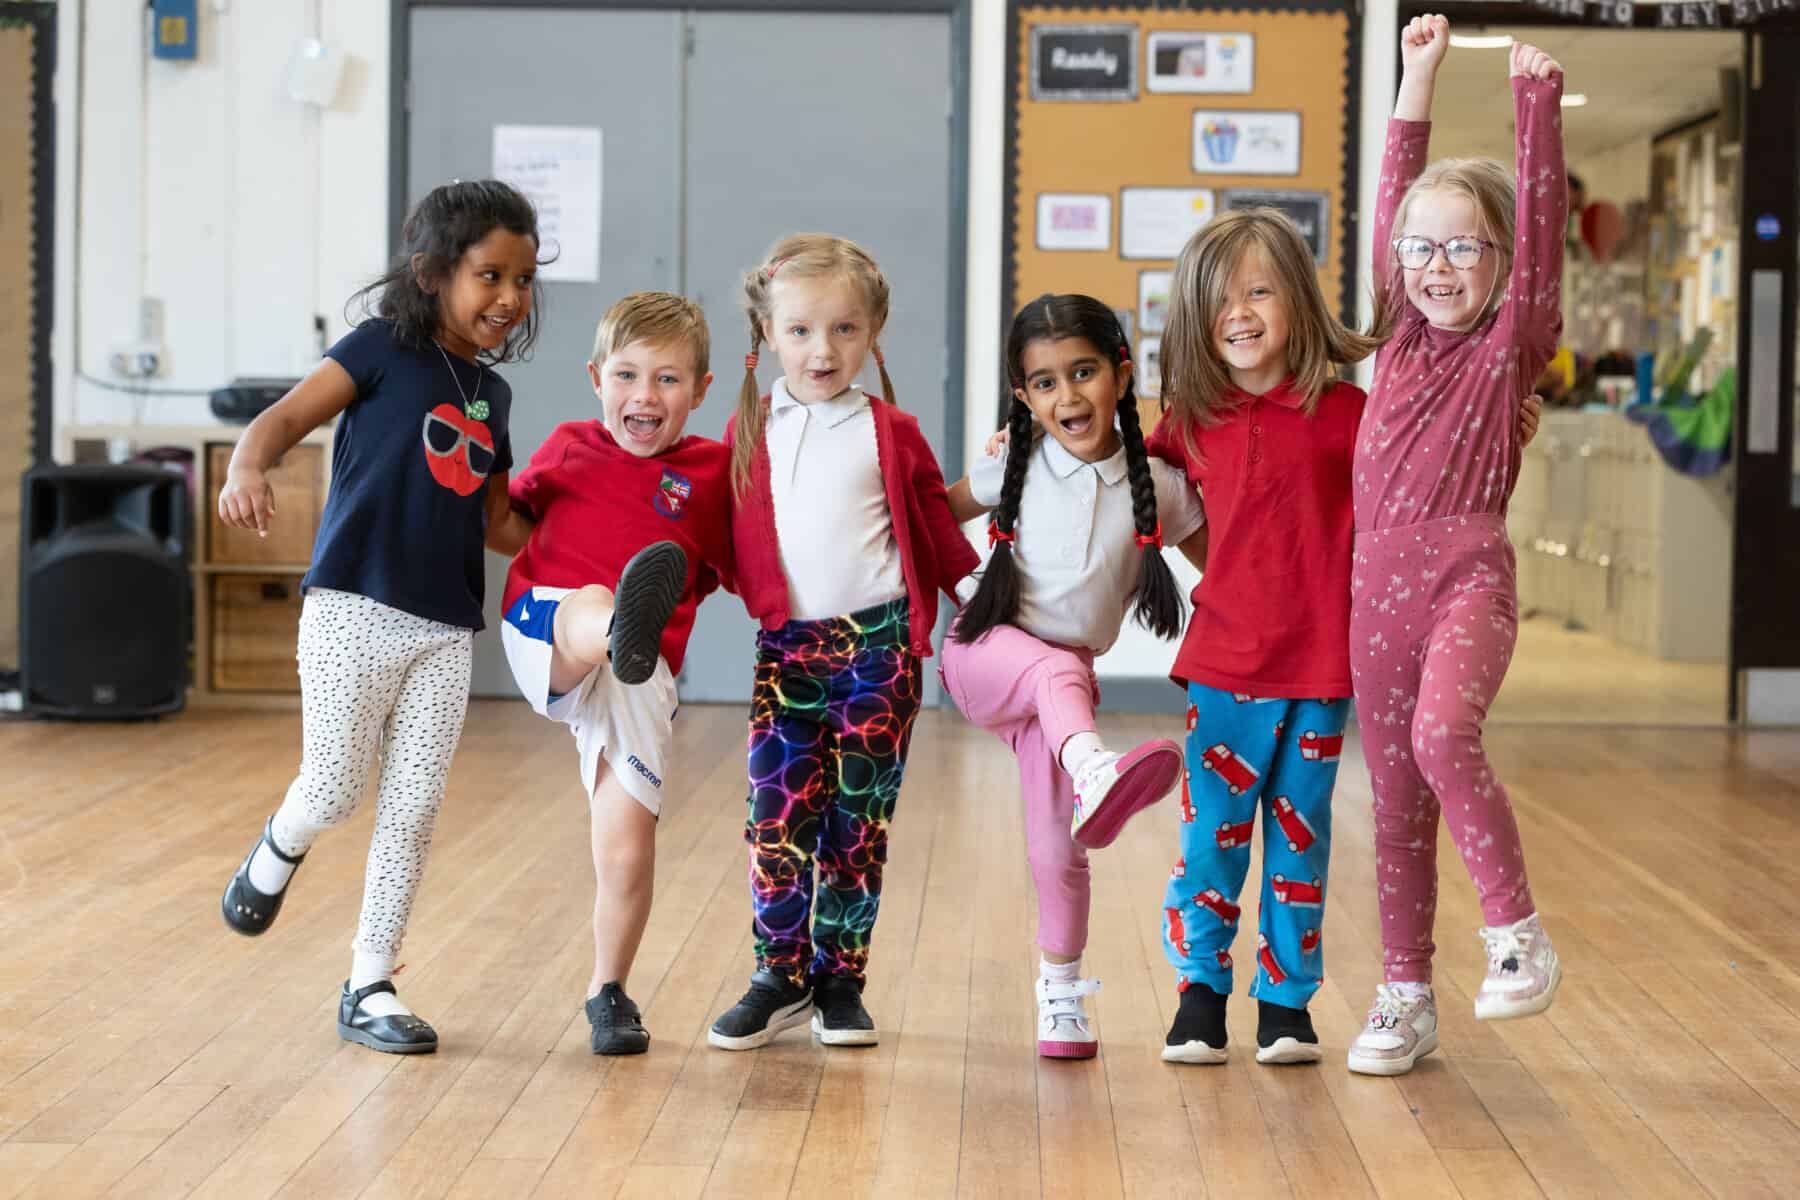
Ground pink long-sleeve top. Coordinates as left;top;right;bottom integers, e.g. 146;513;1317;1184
1355;75;1566;533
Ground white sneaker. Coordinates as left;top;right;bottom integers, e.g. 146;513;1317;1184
1475;913;1561;1020
1346;984;1438;1076
1069;739;1183;849
1036;975;1101;1059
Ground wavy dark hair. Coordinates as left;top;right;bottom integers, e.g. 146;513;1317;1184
955;293;1183;645
346;179;547;364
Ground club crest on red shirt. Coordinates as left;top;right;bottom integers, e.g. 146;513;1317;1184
654;468;693;518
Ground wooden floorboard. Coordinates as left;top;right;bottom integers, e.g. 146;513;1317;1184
1;701;1798;1197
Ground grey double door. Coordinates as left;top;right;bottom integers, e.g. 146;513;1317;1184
407;6;956;701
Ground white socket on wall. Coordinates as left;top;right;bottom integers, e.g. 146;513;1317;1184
285;38;347;108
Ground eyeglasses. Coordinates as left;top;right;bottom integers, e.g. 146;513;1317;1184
1392;235;1496;271
421;412;497;476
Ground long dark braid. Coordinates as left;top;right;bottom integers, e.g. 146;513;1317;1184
1116;381;1184;638
953;394;1036;644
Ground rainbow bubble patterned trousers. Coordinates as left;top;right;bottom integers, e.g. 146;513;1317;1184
745;597;921;989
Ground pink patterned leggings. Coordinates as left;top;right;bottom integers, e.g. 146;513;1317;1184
1350;515;1536;984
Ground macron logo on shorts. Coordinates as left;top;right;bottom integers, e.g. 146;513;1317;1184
627;754;663;789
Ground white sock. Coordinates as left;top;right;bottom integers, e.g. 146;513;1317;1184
245;830;299;895
349;951;412;1019
1390;980;1432;1002
1058;732;1105;775
1041;956;1081;983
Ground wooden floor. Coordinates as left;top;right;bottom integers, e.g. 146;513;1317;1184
1491;616;1726;727
4;702;1800;1199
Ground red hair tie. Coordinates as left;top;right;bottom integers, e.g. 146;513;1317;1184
1135;521;1163;549
872;345;886;368
1117;344;1130;362
987;521;1014;547
744;352;759;370
762;257;791;282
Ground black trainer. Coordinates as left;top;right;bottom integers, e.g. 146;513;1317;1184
221;817;305;936
609;541;688;685
1255;999;1322;1064
586;982;650;1055
811;973;877;1047
707;968;812;1051
1161;982;1228;1064
336;980;438;1055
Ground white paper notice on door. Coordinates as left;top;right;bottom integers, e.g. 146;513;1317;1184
492;125;602;283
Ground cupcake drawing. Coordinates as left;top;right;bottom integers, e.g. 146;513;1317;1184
1201;118;1240;165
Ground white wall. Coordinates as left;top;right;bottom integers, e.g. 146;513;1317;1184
58;1;388;428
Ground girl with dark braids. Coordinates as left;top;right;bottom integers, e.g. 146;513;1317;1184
939;293;1207;1059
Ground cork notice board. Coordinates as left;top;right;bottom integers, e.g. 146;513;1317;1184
1;22;37;669
1004;2;1357;425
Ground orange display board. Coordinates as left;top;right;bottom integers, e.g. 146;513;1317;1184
1004;3;1356;421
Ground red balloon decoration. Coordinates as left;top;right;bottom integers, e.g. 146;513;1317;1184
1580;200;1624;263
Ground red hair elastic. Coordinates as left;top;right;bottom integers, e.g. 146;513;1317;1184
762;257;792;282
744;352;759;370
987;521;1015;547
872;344;886;368
1135;521;1164;549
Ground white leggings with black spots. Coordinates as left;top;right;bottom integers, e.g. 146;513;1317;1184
269;588;472;960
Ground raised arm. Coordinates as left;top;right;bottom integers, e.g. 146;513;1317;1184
1371;15;1447;284
1498;42;1567;371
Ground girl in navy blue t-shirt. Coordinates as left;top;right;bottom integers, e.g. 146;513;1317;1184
218;180;542;1054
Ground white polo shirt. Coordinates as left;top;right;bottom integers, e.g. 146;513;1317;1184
767;378;908;622
969;433;1205;654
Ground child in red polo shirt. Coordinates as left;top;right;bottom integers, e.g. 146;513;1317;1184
708;233;979;1051
1147;209;1541;1068
488;292;733;1056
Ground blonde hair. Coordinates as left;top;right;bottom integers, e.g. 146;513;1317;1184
591;291;711;377
1161;208;1379;443
732;233;895;493
1372;157;1517;340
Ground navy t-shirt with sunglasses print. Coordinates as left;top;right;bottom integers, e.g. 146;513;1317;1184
302;319;514;631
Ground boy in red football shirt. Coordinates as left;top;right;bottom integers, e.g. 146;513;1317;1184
489;292;734;1055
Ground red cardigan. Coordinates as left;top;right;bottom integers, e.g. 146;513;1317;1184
726;395;978;658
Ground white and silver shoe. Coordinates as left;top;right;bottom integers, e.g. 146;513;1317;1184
1475;913;1561;1020
1347;984;1438;1076
1036;975;1101;1059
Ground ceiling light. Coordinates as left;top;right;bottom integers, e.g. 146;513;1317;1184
1449;34;1513;49
1561;93;1588;107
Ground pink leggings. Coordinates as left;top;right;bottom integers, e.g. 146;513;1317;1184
939;625;1099;958
1350;515;1535;984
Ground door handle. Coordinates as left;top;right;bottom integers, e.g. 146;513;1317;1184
1748;268;1782;454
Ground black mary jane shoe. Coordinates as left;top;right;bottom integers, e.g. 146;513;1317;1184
337;980;439;1055
220;818;306;937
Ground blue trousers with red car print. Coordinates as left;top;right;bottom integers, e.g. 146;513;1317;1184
1162;682;1350;1009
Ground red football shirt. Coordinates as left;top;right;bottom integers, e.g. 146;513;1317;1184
1147;378;1364;699
505;422;734;675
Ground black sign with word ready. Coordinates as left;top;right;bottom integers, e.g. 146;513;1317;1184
1030;24;1138;102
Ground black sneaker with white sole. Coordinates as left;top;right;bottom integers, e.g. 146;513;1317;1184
708;968;812;1051
609;541;688;686
586;982;650;1056
811;974;877;1047
1161;982;1228;1064
1254;999;1322;1064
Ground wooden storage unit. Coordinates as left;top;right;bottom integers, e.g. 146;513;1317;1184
57;423;333;707
206;443;325;565
211;574;304;691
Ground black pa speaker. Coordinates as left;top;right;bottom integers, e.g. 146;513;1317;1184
20;464;192;718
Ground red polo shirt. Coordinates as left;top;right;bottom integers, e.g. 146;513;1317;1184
1147;377;1363;699
505;422;734;676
